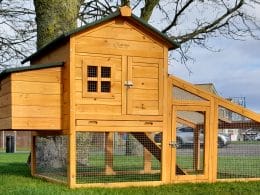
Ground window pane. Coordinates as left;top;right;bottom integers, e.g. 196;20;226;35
101;67;111;78
88;81;97;92
101;81;111;93
88;66;97;77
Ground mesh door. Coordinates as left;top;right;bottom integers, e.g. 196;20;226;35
176;110;205;175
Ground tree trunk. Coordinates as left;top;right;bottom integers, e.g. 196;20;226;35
121;0;130;7
33;0;81;49
140;0;159;22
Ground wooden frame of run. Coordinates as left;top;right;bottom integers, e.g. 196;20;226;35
169;75;260;184
27;72;260;189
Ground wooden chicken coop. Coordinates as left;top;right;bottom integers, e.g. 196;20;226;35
1;6;260;188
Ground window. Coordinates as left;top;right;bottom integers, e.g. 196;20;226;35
83;65;112;97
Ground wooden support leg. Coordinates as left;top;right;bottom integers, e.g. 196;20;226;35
30;135;36;176
68;132;76;188
105;132;115;175
143;133;152;173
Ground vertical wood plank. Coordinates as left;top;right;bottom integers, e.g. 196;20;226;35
126;56;133;114
158;59;163;115
210;98;219;182
204;107;210;181
161;46;171;182
68;36;77;188
143;133;152;173
121;55;127;115
105;132;115;174
170;105;176;181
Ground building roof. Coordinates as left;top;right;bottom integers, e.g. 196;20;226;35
22;7;178;64
195;83;219;95
0;62;64;79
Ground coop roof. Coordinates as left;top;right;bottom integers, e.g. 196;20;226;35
0;61;64;78
22;7;178;64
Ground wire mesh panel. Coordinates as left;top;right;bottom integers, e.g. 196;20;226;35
176;111;205;175
35;136;68;182
217;106;260;179
173;86;207;101
76;131;161;184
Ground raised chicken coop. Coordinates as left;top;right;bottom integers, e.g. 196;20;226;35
0;6;260;188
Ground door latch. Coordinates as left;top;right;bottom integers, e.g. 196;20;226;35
124;80;134;88
169;141;178;148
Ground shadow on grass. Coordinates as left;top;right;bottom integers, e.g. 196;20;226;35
0;162;31;177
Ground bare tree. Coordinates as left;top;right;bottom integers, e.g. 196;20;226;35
1;0;260;67
0;0;35;68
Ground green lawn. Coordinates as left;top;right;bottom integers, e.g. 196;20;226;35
1;153;260;195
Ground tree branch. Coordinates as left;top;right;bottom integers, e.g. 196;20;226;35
162;0;195;33
173;0;245;44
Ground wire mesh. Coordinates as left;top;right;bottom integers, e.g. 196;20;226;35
76;132;161;184
35;135;68;182
176;111;205;175
173;86;207;101
217;106;260;179
101;81;111;92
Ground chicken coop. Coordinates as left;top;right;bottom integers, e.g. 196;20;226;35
0;6;260;188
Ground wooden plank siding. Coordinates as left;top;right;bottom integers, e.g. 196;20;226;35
74;19;165;123
75;20;164;59
0;77;12;129
0;67;63;130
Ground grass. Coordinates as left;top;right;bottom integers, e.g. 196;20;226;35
218;156;260;178
1;153;260;194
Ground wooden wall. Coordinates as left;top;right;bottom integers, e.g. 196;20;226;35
0;77;12;129
74;17;165;123
0;67;62;130
10;67;62;130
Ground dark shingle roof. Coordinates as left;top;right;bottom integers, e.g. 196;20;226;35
22;10;178;64
0;61;64;78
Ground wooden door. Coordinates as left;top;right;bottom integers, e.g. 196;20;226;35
126;57;163;115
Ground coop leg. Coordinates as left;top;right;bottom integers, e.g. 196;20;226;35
143;133;152;173
105;132;115;175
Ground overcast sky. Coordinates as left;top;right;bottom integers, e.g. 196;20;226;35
169;37;260;112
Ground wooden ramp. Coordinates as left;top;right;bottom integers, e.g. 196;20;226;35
131;132;187;175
